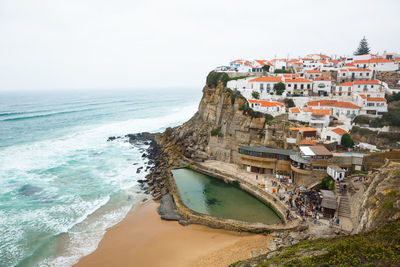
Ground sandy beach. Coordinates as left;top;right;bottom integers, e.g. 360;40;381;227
75;200;272;267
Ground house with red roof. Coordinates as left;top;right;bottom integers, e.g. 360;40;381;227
320;127;348;144
248;99;286;116
312;77;331;96
288;106;330;128
304;69;322;80
354;93;388;116
337;68;373;83
284;78;313;96
352;58;398;71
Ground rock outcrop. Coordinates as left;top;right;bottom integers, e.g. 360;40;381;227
350;160;400;233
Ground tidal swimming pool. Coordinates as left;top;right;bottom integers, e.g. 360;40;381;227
172;168;281;225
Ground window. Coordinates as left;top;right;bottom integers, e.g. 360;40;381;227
367;72;370;76
260;83;264;89
347;110;350;115
307;84;310;89
348;87;351;91
300;84;304;89
288;84;291;87
360;73;363;76
371;85;374;88
267;84;270;89
343;73;345;76
339;87;342;92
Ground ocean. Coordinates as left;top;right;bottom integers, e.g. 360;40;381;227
0;88;201;267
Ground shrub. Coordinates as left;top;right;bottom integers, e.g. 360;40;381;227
274;69;291;73
262;65;270;72
211;127;223;137
251;90;260;99
353;115;371;125
370;117;385;128
385;92;400;103
206;71;229;88
265;114;274;122
284;98;295;108
341;133;355;148
274;82;286;95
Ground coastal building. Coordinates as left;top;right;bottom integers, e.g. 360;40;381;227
285;78;313;96
288;107;330;128
337;68;373;82
352;58;398;71
304;70;322;80
354;94;388;116
312;77;331;96
238;146;294;176
320;127;348;144
327;165;346;181
248;77;283;97
247;99;286;116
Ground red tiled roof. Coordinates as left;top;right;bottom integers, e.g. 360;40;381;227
255;60;267;66
259;101;285;107
289;127;317;132
353;58;394;64
353;80;380;85
348;68;371;72
302;107;313;112
306;70;322;73
337;82;353;86
289;107;300;113
367;97;386;102
285;78;312;83
299;139;316;146
307;100;338;106
333;102;361;109
312;109;330;115
315;77;330;81
359;94;367;99
344;63;355;67
249;77;282;82
331;128;347;135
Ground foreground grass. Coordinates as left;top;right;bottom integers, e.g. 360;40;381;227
231;220;400;266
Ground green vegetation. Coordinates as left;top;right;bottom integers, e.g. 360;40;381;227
274;82;286;95
206;71;229;88
353;115;371;125
262;65;270;72
274;69;292;74
265;114;274;122
284;98;295;108
382;103;400;126
252;90;260;99
211;127;223;137
386;92;400;103
354;36;371;55
315;176;335;191
231;219;400;266
352;170;368;175
341;133;355;148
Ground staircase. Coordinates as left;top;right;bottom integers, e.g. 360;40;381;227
336;181;351;219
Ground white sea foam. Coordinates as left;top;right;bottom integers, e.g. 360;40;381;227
0;102;197;267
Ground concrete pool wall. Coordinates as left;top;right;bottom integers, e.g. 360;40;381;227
166;164;305;233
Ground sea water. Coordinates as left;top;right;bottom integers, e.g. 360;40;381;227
0;88;201;267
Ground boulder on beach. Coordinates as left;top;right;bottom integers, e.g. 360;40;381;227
157;194;181;221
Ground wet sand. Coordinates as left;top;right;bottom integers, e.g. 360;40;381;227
75;200;272;267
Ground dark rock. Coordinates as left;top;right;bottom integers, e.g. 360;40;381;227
107;136;117;141
157;194;181;221
142;198;148;202
19;184;42;197
178;220;191;226
136;167;143;173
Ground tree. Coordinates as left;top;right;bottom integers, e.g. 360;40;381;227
341;133;354;148
251;90;260;99
262;65;270;72
354;36;371;55
284;98;295;108
274;82;286;95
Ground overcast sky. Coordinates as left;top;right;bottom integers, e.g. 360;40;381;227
0;0;399;91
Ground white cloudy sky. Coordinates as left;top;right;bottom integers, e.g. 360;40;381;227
0;0;399;91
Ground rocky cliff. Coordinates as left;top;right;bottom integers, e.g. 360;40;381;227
155;72;298;165
350;160;400;233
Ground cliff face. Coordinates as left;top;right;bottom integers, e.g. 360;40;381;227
156;73;296;165
351;161;400;233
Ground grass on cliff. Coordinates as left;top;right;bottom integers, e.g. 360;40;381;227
231;219;400;267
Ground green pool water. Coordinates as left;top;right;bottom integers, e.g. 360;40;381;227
172;168;281;225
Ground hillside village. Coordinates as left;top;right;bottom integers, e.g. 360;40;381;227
216;51;400;150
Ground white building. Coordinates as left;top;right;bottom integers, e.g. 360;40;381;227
312;77;331;96
285;78;313;96
289;107;330;128
353;58;398;71
327;165;346;181
355;94;388;116
320;127;348;144
248;99;286;116
304;70;322;80
337;68;373;82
